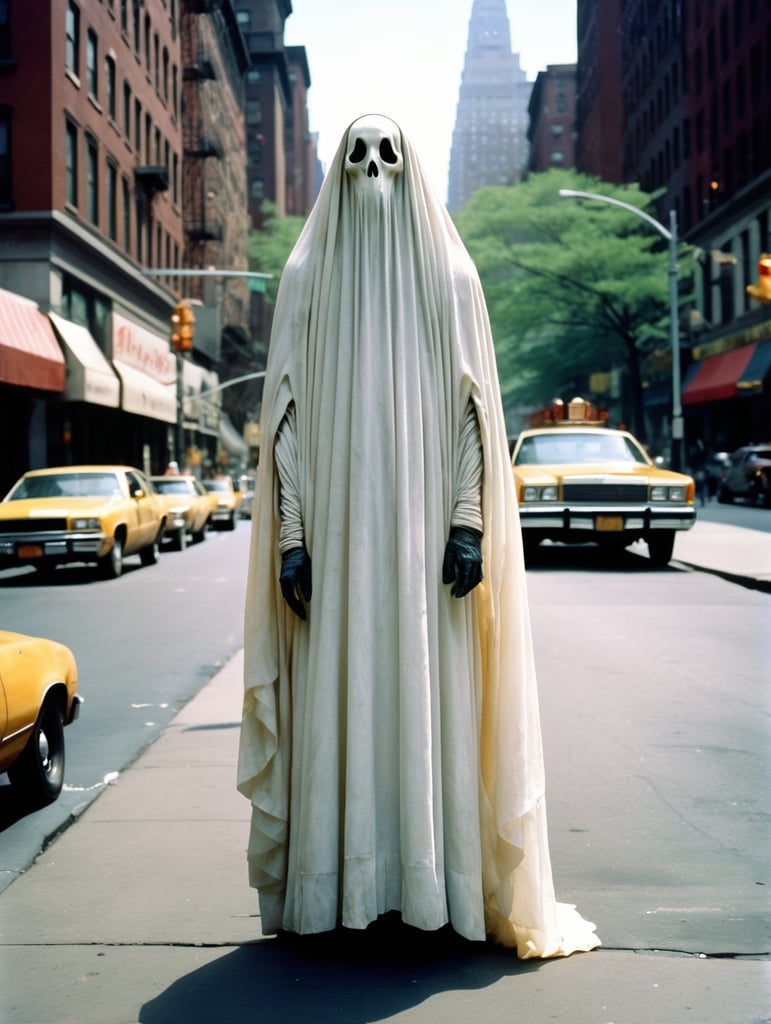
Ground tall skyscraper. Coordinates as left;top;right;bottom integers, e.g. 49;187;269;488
447;0;532;210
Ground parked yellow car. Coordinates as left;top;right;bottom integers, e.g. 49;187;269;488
201;476;240;530
0;466;167;578
150;475;212;550
511;421;696;565
0;630;82;807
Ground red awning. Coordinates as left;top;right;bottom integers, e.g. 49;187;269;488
682;344;756;405
0;288;65;392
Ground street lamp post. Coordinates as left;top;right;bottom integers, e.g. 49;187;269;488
558;189;684;471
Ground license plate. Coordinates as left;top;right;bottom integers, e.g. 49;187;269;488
18;543;44;558
596;515;623;532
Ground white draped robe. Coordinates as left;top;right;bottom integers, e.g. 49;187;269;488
237;116;600;959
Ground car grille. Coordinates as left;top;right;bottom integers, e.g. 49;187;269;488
562;483;648;503
0;518;68;533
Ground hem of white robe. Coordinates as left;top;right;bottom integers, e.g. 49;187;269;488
256;861;487;942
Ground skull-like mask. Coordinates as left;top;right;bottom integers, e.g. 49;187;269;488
344;115;404;200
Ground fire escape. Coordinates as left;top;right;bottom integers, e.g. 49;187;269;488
181;10;223;261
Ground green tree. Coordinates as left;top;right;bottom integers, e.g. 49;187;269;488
453;169;689;440
248;202;307;311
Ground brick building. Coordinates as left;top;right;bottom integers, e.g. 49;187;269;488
527;64;577;174
575;0;771;455
0;0;269;491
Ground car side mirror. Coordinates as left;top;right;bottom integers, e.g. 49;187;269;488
130;485;145;499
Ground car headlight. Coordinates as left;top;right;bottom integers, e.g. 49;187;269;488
522;485;558;502
650;485;687;502
72;517;101;530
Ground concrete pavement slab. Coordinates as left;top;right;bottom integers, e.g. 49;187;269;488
3;941;768;1024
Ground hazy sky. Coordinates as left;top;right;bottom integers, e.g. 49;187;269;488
284;0;578;203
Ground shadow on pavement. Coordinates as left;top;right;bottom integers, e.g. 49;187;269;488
140;919;544;1024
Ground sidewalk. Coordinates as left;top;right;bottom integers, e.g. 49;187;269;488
672;515;771;589
1;520;769;1024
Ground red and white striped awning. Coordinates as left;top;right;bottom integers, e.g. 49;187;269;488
0;288;65;392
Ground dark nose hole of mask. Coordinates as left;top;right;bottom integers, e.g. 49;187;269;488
367;161;379;178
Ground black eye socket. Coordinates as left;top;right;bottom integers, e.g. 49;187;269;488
379;138;398;164
348;138;366;164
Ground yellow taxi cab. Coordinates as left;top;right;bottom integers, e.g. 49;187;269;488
149;474;212;550
201;475;240;530
0;465;167;578
0;630;82;807
511;398;696;565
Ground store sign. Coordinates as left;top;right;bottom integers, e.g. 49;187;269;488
112;311;176;384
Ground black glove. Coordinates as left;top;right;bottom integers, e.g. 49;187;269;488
279;545;312;620
442;526;483;598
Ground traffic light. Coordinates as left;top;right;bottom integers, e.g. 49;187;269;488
746;254;771;304
170;301;195;351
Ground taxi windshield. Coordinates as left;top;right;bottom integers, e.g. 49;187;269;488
515;432;649;466
7;472;122;499
153;479;194;495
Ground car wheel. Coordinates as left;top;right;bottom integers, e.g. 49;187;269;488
140;534;161;566
647;531;675;566
750;478;771;508
8;696;66;807
99;536;124;578
522;535;541;563
717;483;733;504
193;520;207;543
226;512;236;531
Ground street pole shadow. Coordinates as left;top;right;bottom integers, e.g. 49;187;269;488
139;917;545;1024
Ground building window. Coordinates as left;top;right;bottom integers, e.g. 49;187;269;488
120;0;128;36
86;28;97;97
172;151;178;204
247;69;261;86
0;109;11;209
162;46;169;101
153;32;159;90
0;0;11;61
122;175;131;253
106;160;117;240
144;14;150;69
86;136;98;225
133;0;140;54
65;119;78;206
154;126;160;164
134;98;142;152
246;99;261;126
66;1;80;77
106;55;116;120
172;65;178;118
123;81;131;139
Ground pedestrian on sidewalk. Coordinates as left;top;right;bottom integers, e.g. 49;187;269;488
238;113;599;959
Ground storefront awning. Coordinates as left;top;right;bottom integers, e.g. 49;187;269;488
0;288;65;392
737;339;771;395
681;344;756;405
48;313;120;408
113;359;177;423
